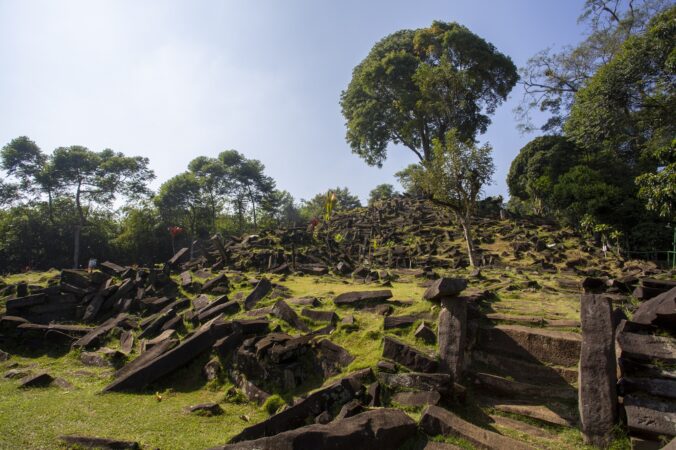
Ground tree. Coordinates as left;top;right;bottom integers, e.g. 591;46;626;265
155;172;205;256
565;6;675;217
113;202;171;265
218;150;276;232
506;136;582;215
517;0;670;133
260;190;301;228
412;130;494;267
188;156;229;232
395;164;426;196
341;21;517;167
49;146;154;268
1;136;61;221
1;139;154;268
368;184;398;206
300;187;362;220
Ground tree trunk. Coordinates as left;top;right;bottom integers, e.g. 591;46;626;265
73;181;85;269
73;224;81;269
459;215;476;268
47;190;55;224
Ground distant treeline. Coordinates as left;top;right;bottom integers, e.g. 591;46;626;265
0;138;370;272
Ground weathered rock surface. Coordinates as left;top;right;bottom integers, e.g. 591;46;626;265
632;287;676;330
423;278;468;301
244;278;272;310
229;374;362;443
382;336;438;373
188;402;223;416
392;390;441;407
19;372;54;388
578;294;617;447
379;372;451;394
271;300;309;331
624;394;676;438
104;319;230;392
438;297;467;382
59;435;140;449
333;290;392;307
212;409;417;450
476;324;581;366
420;405;535;450
301;308;338;324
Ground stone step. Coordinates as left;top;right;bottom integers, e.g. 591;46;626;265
471;350;578;386
472;372;577;401
489;414;556;439
476;324;581;367
420;405;536;450
479;398;577;427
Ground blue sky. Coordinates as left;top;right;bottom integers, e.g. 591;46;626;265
0;0;587;204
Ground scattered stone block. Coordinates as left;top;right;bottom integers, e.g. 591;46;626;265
244;278;272;310
334;399;364;420
72;313;130;350
271;300;309;331
290;297;320;307
376;360;396;373
203;357;221;381
104;319;229;392
414;321;436;344
366;381;382;407
383;315;416;329
19;372;54;388
423;278;467;301
314;410;331;424
188;403;223;416
382;336;437;373
119;330;134;355
229;374;362;443
632;287;676;331
392;391;441;407
59;435;140;449
315;339;355;376
301;308;338;324
214;409;417;450
333;290;392;307
341;315;355;326
379;372;451;394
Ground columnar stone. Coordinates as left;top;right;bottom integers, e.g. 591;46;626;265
579;294;617;448
438;297;467;384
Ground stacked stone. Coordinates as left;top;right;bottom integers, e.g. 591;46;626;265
616;286;676;448
423;278;469;388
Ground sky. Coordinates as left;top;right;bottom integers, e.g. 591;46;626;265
0;0;588;205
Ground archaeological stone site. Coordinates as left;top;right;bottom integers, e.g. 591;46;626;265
0;1;674;449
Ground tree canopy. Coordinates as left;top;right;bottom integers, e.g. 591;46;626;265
517;0;670;133
341;21;517;166
368;184;399;206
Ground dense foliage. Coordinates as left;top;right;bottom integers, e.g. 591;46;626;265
508;5;675;252
341;21;517;166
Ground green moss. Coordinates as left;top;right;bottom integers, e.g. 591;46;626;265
262;394;286;415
